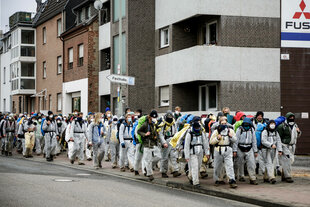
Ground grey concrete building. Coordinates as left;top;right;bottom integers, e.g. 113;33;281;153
154;0;281;118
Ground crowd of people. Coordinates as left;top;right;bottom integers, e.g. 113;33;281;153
0;106;301;188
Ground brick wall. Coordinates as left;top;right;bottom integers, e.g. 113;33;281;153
35;13;63;113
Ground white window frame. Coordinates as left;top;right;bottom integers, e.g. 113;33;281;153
3;99;6;112
57;19;62;37
206;21;218;45
57;93;62;111
68;48;73;68
43;27;46;44
57;56;62;74
160;86;170;107
160;27;169;48
43;61;47;79
3;67;6;84
199;84;218;111
49;95;52;111
78;44;84;66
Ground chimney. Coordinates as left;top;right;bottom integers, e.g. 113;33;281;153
36;0;42;12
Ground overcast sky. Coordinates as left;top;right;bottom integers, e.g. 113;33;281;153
0;0;39;33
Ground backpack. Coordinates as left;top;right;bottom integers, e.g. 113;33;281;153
116;118;125;140
136;115;148;144
275;116;286;127
41;118;46;136
255;123;266;148
0;120;5;137
131;120;139;145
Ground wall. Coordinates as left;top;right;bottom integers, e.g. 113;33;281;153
99;70;111;95
99;22;111;50
62;78;88;116
35;13;63;113
0;51;12;112
155;0;280;29
155;46;280;87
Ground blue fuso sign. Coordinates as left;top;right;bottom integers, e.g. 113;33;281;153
281;0;310;48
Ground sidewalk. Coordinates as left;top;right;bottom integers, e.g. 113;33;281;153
7;152;310;207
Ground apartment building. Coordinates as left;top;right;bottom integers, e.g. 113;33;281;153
32;0;66;114
8;12;36;114
155;0;281;119
61;0;99;115
0;30;12;112
97;0;155;115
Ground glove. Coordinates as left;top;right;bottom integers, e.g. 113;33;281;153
121;143;125;148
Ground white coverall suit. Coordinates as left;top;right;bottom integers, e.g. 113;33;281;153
42;119;59;159
68;119;87;162
119;122;135;169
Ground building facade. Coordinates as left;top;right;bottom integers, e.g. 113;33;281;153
61;0;99;115
154;0;281;118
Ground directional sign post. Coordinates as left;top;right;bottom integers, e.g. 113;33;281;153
106;74;135;86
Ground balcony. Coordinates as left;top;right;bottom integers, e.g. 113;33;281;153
99;70;111;96
155;45;280;87
99;22;111;50
11;61;36;95
155;0;279;29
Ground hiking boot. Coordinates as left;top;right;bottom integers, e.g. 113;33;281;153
229;179;238;189
125;166;130;170
5;151;8;156
200;172;208;179
284;177;294;183
250;180;258;185
270;179;276;184
219;181;226;185
28;155;33;158
162;173;169;178
239;177;246;182
78;162;85;165
43;153;46;158
148;175;154;181
172;171;181;178
135;171;139;176
130;168;134;172
120;167;125;172
70;160;74;164
46;157;52;162
112;164;117;169
8;152;12;156
264;178;269;183
36;153;41;156
1;150;4;155
214;181;221;186
194;184;201;188
87;158;92;161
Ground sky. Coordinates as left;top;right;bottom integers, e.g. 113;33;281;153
0;0;39;33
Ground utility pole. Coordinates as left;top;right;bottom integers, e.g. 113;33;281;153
117;0;123;117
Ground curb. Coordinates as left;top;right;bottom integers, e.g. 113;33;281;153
7;156;293;207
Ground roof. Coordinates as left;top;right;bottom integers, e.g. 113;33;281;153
33;0;68;27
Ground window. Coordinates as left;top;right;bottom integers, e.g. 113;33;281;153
113;34;126;74
57;93;62;111
21;30;34;44
21;62;35;77
206;21;217;45
20;79;35;89
78;9;83;23
78;44;84;66
68;48;73;69
57;56;62;74
113;0;126;22
86;6;90;20
57;19;62;36
43;27;46;44
160;28;169;48
49;95;52;110
3;99;6;112
21;46;35;56
100;48;111;71
3;67;6;84
199;84;217;111
100;2;111;25
160;86;169;107
43;61;47;79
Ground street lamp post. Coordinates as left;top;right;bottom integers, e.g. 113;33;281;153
117;0;123;117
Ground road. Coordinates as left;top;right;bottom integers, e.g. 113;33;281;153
0;156;257;207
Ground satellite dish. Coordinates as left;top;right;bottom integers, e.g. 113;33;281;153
94;0;103;10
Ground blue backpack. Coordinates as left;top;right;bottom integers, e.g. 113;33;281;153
275;116;286;127
255;123;266;148
41;118;46;136
131;120;139;146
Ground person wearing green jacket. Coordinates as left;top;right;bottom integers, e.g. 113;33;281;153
137;110;158;181
277;112;301;183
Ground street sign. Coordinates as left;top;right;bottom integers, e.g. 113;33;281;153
106;74;135;85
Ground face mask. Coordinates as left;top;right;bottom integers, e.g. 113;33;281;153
91;119;94;122
107;114;111;118
134;116;138;119
64;118;67;121
113;121;117;125
270;124;276;130
127;118;132;123
152;118;157;123
38;119;42;122
49;115;53;119
32;119;36;122
175;111;179;115
288;122;295;126
74;112;78;116
57;121;61;123
100;119;104;123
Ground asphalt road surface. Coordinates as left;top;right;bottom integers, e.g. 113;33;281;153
0;156;258;207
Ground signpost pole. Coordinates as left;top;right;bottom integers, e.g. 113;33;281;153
117;0;123;117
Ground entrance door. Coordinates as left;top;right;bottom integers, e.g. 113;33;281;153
72;97;81;112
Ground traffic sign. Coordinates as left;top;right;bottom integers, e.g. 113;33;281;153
106;74;135;85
